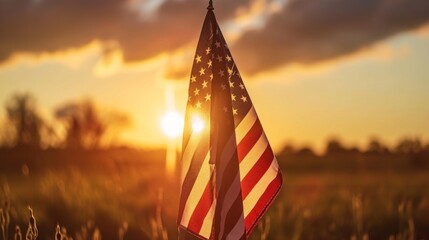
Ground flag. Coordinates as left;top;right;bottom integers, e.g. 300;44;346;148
178;4;282;239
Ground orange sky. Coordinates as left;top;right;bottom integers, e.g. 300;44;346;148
1;0;429;153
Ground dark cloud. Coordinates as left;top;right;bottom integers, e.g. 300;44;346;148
233;0;429;74
2;0;429;76
0;0;248;64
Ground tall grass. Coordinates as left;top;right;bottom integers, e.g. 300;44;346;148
0;148;428;239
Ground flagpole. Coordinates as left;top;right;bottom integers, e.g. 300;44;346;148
207;0;214;10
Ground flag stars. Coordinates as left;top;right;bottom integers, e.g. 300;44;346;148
219;70;225;77
226;55;232;62
216;55;223;62
239;83;245;90
229;80;234;88
215;41;221;48
199;67;206;76
207;60;212;68
221;84;226;90
204;93;211;101
202;80;208;89
232;108;238;115
195;101;202;109
228;67;233;76
231;94;236;101
191;75;196;83
210;74;213;81
241;95;248;102
205;47;211;55
194;88;200;96
195;55;202;63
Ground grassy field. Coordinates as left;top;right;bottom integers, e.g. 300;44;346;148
0;148;428;240
262;172;429;240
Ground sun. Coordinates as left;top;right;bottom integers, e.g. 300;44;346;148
161;111;184;139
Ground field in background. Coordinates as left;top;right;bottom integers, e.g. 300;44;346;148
0;148;429;240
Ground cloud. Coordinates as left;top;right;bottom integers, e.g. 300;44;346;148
1;0;428;77
0;40;103;71
232;0;429;74
248;41;410;84
0;0;249;66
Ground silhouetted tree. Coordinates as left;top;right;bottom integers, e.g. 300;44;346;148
325;138;348;155
366;137;389;154
394;138;427;167
296;146;315;156
278;144;296;156
55;100;130;149
3;93;45;148
395;138;422;154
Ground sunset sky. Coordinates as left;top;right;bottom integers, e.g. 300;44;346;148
1;0;429;152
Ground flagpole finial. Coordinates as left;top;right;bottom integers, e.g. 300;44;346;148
207;0;214;10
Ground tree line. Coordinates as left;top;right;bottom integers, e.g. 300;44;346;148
279;137;429;156
1;92;428;156
0;93;130;149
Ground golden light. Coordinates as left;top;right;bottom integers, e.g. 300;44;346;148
191;115;205;133
161;111;184;139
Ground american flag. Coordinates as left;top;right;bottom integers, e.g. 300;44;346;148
178;5;282;240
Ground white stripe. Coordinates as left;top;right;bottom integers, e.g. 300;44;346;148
235;106;257;143
181;132;202;185
199;198;216;238
218;173;241;238
225;212;245;240
216;134;236;189
239;133;267;181
180;151;212;226
243;157;279;218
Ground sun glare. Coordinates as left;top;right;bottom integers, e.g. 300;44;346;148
191;115;205;133
161;111;184;138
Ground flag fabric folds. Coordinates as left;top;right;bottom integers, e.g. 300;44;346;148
178;6;282;240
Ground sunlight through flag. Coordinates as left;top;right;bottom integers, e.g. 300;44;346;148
178;1;282;239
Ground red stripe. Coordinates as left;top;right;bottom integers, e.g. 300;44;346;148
240;146;274;199
187;181;213;233
237;119;262;162
244;170;282;232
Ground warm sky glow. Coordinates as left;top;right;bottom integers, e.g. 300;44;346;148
161;111;184;139
1;0;429;153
